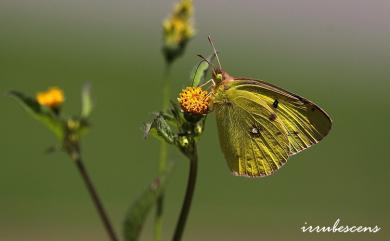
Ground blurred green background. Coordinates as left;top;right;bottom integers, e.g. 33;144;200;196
1;0;389;240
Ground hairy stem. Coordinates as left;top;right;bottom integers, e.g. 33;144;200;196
69;146;119;241
172;146;198;241
154;63;172;241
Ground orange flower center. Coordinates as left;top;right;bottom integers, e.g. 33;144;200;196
178;87;210;114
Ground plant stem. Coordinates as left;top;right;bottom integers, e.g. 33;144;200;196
172;145;198;241
71;150;119;241
154;63;172;241
154;141;167;241
162;63;172;112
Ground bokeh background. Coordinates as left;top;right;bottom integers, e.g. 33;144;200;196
1;0;389;240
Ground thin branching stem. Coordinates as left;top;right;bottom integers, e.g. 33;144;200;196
69;145;119;241
154;142;166;241
155;63;172;241
172;145;198;241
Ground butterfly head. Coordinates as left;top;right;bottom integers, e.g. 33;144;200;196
212;68;234;84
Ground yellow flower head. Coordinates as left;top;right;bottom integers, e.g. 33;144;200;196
163;0;194;48
178;87;210;115
173;0;193;17
36;87;65;108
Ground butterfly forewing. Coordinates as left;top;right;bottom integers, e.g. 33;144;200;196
214;86;290;177
231;79;332;155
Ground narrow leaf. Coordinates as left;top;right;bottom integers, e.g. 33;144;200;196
190;53;215;87
9;91;64;139
81;82;93;118
123;166;172;241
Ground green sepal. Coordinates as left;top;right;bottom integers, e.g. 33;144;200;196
190;53;215;87
162;40;189;64
123;165;173;241
9;90;64;139
144;113;176;144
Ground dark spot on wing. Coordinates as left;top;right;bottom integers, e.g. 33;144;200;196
269;113;277;121
293;131;299;135
272;99;279;108
249;124;263;138
276;131;282;136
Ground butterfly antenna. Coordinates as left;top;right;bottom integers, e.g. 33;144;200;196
208;35;222;69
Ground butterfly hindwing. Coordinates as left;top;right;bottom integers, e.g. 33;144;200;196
214;86;290;177
231;79;332;155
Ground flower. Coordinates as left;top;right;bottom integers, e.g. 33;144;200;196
163;17;193;45
178;87;210;115
173;0;193;17
36;87;65;108
162;0;195;63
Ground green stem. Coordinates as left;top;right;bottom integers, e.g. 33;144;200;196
67;144;119;241
162;63;172;111
154;63;172;241
172;145;198;241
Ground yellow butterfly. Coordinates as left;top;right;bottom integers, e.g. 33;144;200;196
206;38;332;178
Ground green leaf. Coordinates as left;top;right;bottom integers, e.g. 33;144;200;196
81;82;93;118
123;166;172;241
190;53;215;87
144;113;176;144
9;91;64;139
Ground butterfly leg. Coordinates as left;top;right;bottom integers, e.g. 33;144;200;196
199;78;216;88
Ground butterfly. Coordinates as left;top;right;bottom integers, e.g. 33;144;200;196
204;38;332;178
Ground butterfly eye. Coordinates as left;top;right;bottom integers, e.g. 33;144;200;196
216;73;223;81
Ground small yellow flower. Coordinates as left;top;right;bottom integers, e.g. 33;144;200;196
178;87;210;115
162;0;195;62
36;87;65;108
173;0;193;17
163;17;194;43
